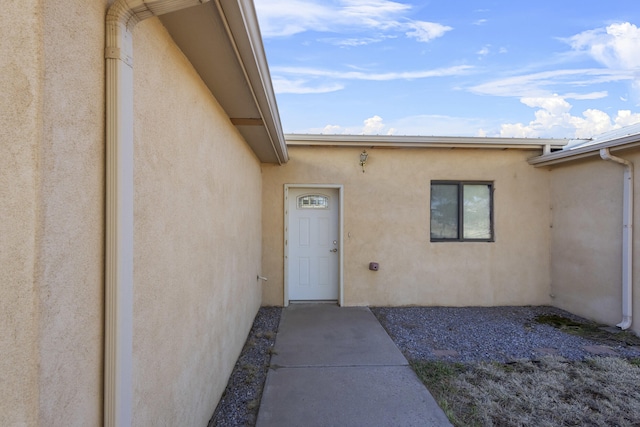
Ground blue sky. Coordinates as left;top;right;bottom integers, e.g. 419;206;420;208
253;0;640;138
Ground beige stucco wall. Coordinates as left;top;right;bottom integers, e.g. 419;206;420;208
2;3;263;425
1;1;107;425
263;146;552;307
549;148;640;334
37;1;107;424
131;18;263;426
1;1;44;425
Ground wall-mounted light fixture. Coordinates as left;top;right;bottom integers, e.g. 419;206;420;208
360;150;368;173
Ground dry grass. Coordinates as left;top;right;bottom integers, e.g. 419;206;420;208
535;314;640;347
413;357;640;426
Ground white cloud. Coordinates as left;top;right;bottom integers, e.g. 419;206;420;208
470;68;635;98
567;22;640;70
341;0;411;28
569;109;614;138
270;61;472;96
322;124;344;133
476;45;507;57
317;115;395;135
477;45;490;56
405;21;453;43
272;64;472;83
473;19;487;26
271;77;344;94
362;115;386;134
254;0;334;36
329;36;388;47
391;115;494;136
563;91;608;100
499;123;531;138
520;95;571;116
254;0;452;43
498;95;640;139
615;110;640;127
470;22;640;103
310;114;495;136
306;107;640;138
564;22;640;103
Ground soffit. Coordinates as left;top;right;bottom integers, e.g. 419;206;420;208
160;0;287;164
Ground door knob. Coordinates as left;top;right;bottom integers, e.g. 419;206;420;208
330;248;338;252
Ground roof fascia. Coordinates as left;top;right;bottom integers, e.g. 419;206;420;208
286;134;568;151
215;0;288;163
529;135;640;167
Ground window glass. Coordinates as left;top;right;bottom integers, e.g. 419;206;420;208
297;194;329;209
430;181;493;242
430;184;458;239
463;184;491;239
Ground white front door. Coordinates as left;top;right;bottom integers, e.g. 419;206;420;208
287;187;340;301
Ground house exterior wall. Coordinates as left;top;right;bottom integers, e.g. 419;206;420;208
262;146;552;307
38;1;108;424
1;1;46;425
2;3;263;425
2;0;107;425
549;148;640;334
131;18;263;426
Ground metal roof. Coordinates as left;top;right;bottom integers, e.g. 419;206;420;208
563;123;640;151
529;124;640;167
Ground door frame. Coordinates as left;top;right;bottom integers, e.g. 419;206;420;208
284;184;344;307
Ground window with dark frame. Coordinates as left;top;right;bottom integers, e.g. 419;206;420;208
430;181;494;242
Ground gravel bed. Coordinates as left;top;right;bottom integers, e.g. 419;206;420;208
209;305;639;426
208;306;281;427
371;305;640;363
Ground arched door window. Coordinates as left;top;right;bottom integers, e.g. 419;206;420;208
297;194;329;209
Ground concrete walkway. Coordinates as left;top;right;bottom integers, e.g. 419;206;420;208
256;304;452;426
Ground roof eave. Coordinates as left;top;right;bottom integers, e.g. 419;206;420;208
529;135;640;167
160;0;288;164
286;134;569;151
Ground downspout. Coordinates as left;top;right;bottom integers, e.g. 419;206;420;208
105;1;209;426
599;148;634;330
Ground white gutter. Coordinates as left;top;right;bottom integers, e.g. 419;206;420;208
529;139;640;167
599;148;634;330
104;1;208;426
286;134;568;151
